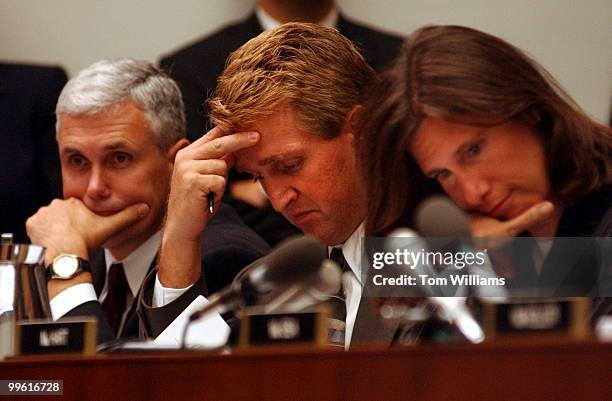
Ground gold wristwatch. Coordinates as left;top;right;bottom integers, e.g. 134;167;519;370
47;253;91;280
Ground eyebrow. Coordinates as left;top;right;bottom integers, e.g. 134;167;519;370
61;141;133;155
424;167;443;178
256;152;302;167
237;152;302;173
60;146;82;156
102;142;132;151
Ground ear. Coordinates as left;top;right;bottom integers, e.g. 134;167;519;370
339;105;364;140
167;138;190;164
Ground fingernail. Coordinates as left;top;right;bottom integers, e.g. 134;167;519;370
539;202;554;214
248;132;259;141
137;204;150;217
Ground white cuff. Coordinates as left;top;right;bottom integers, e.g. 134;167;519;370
49;283;98;320
152;274;194;308
153;295;230;348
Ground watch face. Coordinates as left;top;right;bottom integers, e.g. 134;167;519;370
53;255;79;278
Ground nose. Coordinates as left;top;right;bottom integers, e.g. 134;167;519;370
263;178;298;214
453;172;491;212
84;166;111;200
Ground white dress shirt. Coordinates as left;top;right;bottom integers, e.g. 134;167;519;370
329;223;364;348
255;4;339;31
154;223;366;349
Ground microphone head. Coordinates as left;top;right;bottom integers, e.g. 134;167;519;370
415;196;472;237
261;259;341;314
387;227;419;238
259;235;328;286
383;227;436;297
310;259;342;296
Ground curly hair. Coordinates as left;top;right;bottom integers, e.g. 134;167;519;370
209;22;376;137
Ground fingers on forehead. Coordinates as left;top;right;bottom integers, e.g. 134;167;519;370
205;126;229;139
198;132;256;157
189;126;225;146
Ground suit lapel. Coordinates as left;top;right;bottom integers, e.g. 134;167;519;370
118;253;158;338
351;296;399;347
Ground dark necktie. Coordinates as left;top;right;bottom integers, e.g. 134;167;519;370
102;263;129;336
328;248;351;346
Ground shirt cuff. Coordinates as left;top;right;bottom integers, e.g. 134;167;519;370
152;274;194;308
49;283;98;320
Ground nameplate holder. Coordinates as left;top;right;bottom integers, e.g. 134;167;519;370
481;298;589;340
238;305;329;348
15;317;97;356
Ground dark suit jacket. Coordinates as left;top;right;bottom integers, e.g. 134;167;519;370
493;185;611;326
141;240;400;348
137;203;270;338
63;203;270;344
503;185;612;293
159;12;404;246
0;63;67;242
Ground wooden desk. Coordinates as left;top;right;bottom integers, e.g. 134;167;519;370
1;340;610;401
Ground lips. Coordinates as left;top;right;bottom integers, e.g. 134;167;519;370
486;193;511;218
288;210;317;226
92;209;122;217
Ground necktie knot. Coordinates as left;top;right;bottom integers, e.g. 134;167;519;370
330;248;350;275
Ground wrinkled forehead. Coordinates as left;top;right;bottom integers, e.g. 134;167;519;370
57;105;158;153
233;108;320;169
234;130;316;171
58;102;150;134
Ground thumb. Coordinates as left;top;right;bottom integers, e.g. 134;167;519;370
505;201;555;235
221;153;236;171
96;203;150;239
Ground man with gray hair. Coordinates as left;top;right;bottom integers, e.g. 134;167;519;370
27;58;269;344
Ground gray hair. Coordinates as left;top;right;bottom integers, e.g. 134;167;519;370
56;58;186;151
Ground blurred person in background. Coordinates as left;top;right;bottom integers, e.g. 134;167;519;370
0;62;67;242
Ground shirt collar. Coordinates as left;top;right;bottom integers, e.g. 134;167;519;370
328;223;364;284
104;231;161;297
255;5;339;31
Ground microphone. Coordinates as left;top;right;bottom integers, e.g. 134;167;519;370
381;196;507;343
415;195;471;237
415;195;507;298
384;227;485;342
385;228;442;297
382;229;485;342
189;235;327;321
263;259;342;314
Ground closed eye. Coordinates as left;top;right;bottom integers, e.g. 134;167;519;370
433;169;451;181
277;158;303;174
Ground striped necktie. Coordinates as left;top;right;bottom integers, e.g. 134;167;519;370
328;248;351;346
